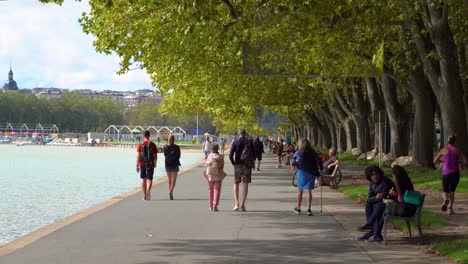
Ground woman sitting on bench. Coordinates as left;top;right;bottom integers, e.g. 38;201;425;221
385;165;416;217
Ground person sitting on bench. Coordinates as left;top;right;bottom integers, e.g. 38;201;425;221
357;165;395;242
322;148;340;175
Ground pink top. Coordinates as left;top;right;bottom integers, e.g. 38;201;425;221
442;146;459;175
204;153;227;181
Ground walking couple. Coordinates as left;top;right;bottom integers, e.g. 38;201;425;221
136;130;181;201
203;129;254;212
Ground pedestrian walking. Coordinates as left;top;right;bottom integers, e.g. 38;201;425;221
203;143;227;211
291;138;322;216
253;136;264;171
276;139;284;168
229;129;255;212
433;135;467;214
220;137;226;155
164;134;181;200
136;130;158;200
202;136;212;159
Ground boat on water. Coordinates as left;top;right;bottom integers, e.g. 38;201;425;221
46;138;81;146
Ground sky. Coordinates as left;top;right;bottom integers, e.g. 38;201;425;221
0;0;154;91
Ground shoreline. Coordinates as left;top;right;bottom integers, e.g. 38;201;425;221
0;158;205;257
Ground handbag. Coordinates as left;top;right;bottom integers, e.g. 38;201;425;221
403;190;421;206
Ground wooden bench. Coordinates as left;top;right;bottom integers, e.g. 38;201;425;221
382;193;426;245
291;163;343;189
318;163;343;189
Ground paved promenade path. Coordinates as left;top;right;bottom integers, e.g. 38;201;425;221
0;154;453;264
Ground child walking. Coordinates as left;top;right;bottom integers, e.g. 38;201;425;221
204;143;226;212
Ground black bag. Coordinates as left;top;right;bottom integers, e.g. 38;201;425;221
385;202;406;217
240;140;255;169
140;143;154;168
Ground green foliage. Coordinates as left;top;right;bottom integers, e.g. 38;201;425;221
38;0;389;133
0;92;124;133
127;100;217;133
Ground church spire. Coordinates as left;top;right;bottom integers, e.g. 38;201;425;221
8;67;13;81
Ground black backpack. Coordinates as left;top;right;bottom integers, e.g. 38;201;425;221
240;140;255;168
141;142;154;168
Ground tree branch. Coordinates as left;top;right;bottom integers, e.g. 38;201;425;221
222;0;238;19
222;0;271;28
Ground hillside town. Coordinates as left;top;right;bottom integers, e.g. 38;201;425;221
2;66;161;111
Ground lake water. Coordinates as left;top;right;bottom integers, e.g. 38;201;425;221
0;145;204;246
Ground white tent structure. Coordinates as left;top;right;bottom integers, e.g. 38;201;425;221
104;125;187;141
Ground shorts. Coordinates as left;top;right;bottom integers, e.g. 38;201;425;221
442;171;460;193
255;154;262;161
166;166;180;172
234;164;252;184
140;166;154;180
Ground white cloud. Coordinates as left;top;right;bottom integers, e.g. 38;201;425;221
0;0;153;91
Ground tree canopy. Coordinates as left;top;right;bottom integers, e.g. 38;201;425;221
39;0;468;167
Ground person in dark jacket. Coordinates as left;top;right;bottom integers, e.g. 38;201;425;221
357;165;395;242
164;134;181;200
229;129;254;212
253;136;264;171
291;138;323;216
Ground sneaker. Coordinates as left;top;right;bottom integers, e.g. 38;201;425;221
367;235;382;243
356;224;372;232
293;208;301;215
233;205;239;211
257;168;260;171
448;208;455;214
209;207;213;211
357;232;373;241
213;207;219;212
240;205;246;212
307;209;313;216
441;200;449;212
169;192;174;200
146;192;151;201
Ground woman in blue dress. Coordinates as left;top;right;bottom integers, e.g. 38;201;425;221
292;139;323;216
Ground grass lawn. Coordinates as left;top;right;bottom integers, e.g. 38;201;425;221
333;150;468;194
431;238;468;264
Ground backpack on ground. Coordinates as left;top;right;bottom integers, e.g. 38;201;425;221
240;140;255;168
141;143;154;168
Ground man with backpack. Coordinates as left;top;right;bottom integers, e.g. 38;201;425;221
229;129;255;212
136;130;158;200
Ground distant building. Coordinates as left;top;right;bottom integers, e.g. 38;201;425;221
2;67;19;93
32;87;162;111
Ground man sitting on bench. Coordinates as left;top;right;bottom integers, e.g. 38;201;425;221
322;148;339;175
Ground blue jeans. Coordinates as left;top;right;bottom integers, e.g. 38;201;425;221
365;202;385;237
